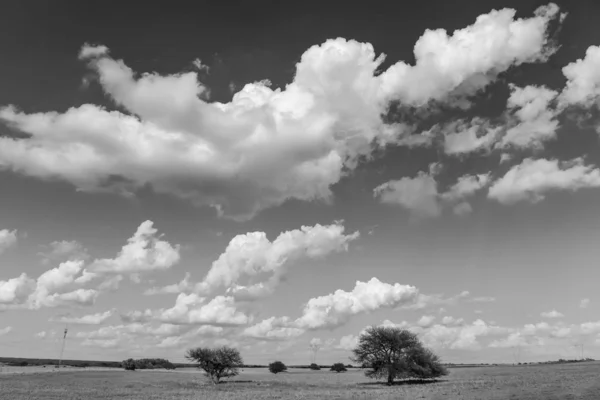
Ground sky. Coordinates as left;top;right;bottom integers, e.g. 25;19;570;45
1;0;600;365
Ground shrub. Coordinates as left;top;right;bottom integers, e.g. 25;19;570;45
330;363;347;373
309;363;321;370
185;346;243;384
122;359;136;371
268;361;287;374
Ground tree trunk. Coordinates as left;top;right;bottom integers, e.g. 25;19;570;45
387;372;394;386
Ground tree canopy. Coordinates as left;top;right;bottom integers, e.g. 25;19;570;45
268;360;287;374
185;346;243;384
352;326;448;385
330;362;347;373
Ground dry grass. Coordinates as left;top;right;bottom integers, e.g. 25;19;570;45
1;362;600;399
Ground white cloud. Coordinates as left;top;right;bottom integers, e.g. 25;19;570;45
144;272;192;295
559;45;600;108
89;220;180;274
417;315;436;328
0;273;35;305
296;277;419;329
39;240;89;264
488;158;600;204
197;222;359;298
0;4;563;221
155;294;251;326
243;317;304;340
376;172;489;218
51;310;113;325
441;118;500;155
441;174;490;202
78;43;109;59
541;310;564;319
580;298;590;309
468;296;496;303
378;3;561;106
420;319;510;350
336;334;359;351
0;229;17;254
441;316;465;327
374;172;440;218
499;85;559;149
0;326;12;335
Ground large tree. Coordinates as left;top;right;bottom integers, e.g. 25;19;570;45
185;346;243;384
352;326;448;385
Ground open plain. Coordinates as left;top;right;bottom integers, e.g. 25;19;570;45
1;362;600;400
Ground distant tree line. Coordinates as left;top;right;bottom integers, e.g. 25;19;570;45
121;358;176;370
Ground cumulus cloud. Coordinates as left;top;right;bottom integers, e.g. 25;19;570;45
144;272;192;295
417;315;436;328
441;118;500;155
39;240;90;264
559;45;600;108
78;43;109;59
197;222;359;298
419;319;510;350
296;277;419;329
337;334;360;351
374;172;440;218
541;309;564;319
378;3;562;106
51;310;113;325
154;293;251;326
89;220;180;274
0;273;35;305
498;85;559;149
488;158;600;204
376;172;489;218
243;316;304;340
0;4;562;220
0;326;12;335
0;229;18;254
580;298;590;309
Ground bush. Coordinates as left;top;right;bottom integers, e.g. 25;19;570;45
309;363;321;370
268;361;287;374
185;346;243;384
122;359;136;371
330;363;347;373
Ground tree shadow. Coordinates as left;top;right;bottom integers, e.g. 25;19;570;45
358;379;447;387
218;380;256;384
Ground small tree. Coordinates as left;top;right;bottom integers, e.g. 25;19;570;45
185;346;243;384
352;326;448;385
330;362;347;373
268;361;287;374
309;363;321;370
122;358;136;371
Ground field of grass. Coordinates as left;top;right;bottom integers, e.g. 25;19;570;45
1;362;600;399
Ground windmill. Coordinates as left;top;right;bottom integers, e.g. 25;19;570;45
309;341;321;365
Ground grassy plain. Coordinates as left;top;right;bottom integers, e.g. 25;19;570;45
1;362;600;399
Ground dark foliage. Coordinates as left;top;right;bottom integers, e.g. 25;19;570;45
268;361;287;374
185;346;243;384
352;326;448;385
309;363;321;370
122;359;136;371
330;362;347;373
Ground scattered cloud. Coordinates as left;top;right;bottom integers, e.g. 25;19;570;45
0;229;17;254
541;310;564;319
580;298;590;309
89;221;180;274
488;158;600;205
51;310;114;325
0;326;12;335
197;222;359;299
